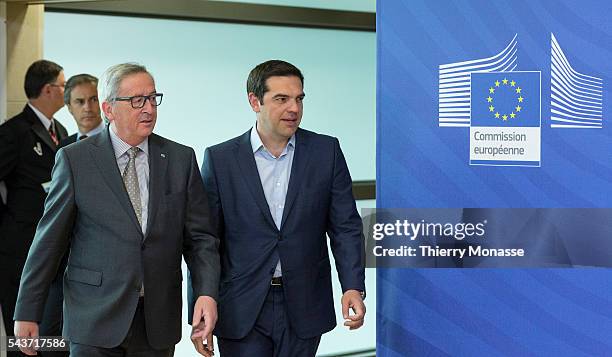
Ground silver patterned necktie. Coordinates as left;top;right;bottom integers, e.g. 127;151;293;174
124;147;145;296
123;147;142;225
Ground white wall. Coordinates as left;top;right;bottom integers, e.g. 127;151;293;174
44;12;375;180
44;12;375;355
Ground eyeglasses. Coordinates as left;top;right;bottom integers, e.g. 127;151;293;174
112;93;163;109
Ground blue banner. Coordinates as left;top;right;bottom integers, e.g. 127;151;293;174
377;0;612;355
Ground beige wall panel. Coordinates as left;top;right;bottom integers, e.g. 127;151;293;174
5;2;43;118
1;2;7;121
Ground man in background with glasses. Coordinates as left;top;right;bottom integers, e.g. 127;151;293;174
13;63;220;357
0;59;69;357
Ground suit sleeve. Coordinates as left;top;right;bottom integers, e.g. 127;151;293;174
188;147;224;320
182;148;220;302
14;148;76;322
327;138;366;294
201;148;224;240
0;124;17;210
0;123;18;181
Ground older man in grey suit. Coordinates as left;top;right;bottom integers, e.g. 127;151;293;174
13;63;220;357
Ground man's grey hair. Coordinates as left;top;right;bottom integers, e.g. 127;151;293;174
99;63;152;121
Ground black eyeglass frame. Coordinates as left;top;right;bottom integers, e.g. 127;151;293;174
112;93;164;109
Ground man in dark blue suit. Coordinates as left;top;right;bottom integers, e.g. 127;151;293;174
199;60;366;356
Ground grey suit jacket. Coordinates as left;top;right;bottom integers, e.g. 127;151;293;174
14;127;220;349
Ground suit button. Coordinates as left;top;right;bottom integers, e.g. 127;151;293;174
278;234;282;241
141;244;145;251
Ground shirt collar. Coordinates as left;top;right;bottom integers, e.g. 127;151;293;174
78;120;105;140
250;124;296;155
28;102;53;131
108;124;149;159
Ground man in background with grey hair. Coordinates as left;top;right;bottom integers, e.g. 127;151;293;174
13;63;220;357
59;73;105;147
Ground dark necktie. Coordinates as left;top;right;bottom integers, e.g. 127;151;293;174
79;135;88;141
48;123;59;145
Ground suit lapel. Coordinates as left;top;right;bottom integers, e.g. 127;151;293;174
55;120;69;141
144;134;167;239
236;130;277;230
89;127;143;235
281;129;310;228
25;105;57;152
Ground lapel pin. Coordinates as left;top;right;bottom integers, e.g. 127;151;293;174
161;153;166;158
33;142;43;156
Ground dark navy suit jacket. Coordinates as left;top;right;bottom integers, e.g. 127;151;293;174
196;127;365;339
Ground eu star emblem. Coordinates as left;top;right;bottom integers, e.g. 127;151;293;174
470;72;540;127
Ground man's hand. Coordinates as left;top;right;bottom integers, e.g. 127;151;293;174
191;295;217;356
341;290;365;330
14;320;39;356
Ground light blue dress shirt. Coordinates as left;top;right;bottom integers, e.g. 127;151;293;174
250;125;296;278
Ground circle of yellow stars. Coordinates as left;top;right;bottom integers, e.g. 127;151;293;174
485;77;524;122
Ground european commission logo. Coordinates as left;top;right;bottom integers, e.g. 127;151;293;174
470;72;540;166
438;33;604;167
550;34;604;129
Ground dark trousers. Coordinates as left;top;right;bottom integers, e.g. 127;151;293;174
1;257;66;357
69;298;174;357
1;255;21;357
218;285;321;357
